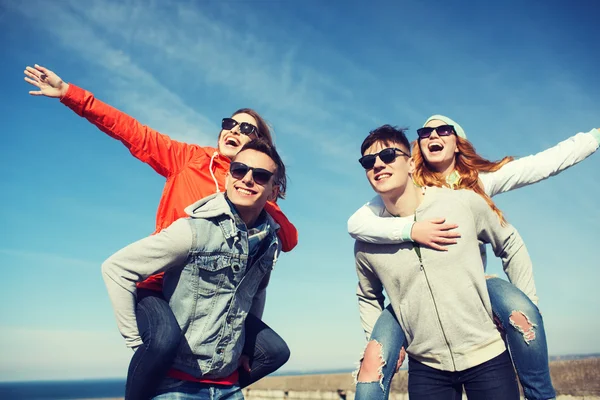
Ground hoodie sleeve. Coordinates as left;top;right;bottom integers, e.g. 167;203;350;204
264;201;298;252
60;84;198;177
481;129;600;197
348;195;415;244
101;218;192;348
468;193;538;305
355;242;386;340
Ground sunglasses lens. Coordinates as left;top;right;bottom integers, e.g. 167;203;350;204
230;162;249;180
436;125;454;136
252;169;273;185
379;148;398;164
222;118;237;130
239;122;256;136
417;127;434;139
359;155;376;170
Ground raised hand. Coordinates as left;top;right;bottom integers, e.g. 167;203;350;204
411;218;461;251
24;64;69;98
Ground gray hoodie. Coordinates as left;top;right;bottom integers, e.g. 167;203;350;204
355;186;536;372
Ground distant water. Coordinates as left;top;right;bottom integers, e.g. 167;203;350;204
0;379;126;400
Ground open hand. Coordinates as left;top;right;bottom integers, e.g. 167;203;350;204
396;347;406;372
238;354;251;372
411;218;460;251
24;64;69;98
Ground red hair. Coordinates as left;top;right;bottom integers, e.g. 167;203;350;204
412;136;514;224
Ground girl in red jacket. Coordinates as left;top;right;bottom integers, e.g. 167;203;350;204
25;64;297;400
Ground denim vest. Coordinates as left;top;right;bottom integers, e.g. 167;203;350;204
162;193;280;379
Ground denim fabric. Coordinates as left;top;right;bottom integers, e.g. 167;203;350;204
356;279;555;400
487;277;556;400
408;351;519;400
152;380;243;400
238;313;290;388
162;194;280;379
125;292;288;399
354;305;405;400
126;289;182;400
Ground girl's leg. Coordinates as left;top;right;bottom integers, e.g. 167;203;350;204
354;305;406;400
238;313;290;388
407;357;461;400
126;289;182;400
487;277;556;400
462;351;520;400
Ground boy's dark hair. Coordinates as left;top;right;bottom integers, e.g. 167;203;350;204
360;125;411;155
234;139;287;200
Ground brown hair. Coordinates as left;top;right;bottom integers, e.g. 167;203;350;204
412;135;514;224
234;138;287;200
230;108;273;144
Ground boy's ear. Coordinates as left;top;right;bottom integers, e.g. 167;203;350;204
408;157;415;174
268;185;280;202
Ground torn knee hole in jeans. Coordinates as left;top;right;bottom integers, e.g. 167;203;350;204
509;310;537;344
353;340;386;391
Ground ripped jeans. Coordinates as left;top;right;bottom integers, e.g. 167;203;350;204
354;277;556;400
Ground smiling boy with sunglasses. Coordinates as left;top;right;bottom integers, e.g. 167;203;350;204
353;124;534;400
24;64;296;399
103;139;286;399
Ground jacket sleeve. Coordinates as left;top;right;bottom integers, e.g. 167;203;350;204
101;218;192;348
355;242;385;340
264;201;298;252
348;195;415;244
469;194;538;305
60;84;198;177
481;129;600;197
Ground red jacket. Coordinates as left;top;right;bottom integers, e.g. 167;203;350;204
61;84;298;291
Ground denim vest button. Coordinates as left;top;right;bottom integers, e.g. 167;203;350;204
232;264;240;272
216;348;223;354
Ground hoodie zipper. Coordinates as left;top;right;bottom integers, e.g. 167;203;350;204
413;214;457;370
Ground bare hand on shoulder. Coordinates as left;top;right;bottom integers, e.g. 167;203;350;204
24;64;69;98
411;218;460;251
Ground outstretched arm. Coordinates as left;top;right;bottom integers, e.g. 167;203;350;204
348;195;460;250
24;64;198;177
101;218;192;348
481;129;600;197
470;194;538;304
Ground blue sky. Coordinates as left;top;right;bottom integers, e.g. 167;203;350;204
1;0;599;382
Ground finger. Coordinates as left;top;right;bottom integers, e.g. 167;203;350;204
24;69;41;81
24;77;41;87
435;238;458;245
427;218;446;224
242;358;251;372
34;64;49;74
25;66;42;78
439;224;459;231
28;90;44;96
429;242;449;251
440;231;461;239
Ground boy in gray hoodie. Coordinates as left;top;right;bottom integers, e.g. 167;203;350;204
354;125;532;399
102;139;286;399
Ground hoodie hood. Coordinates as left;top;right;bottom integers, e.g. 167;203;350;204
424;114;467;139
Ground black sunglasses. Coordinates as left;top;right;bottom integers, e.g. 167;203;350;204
416;124;455;139
222;118;258;136
230;162;274;185
358;147;410;170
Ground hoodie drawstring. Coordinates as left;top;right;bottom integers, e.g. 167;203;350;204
209;151;220;193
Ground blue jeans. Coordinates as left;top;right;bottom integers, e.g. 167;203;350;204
355;278;556;400
408;351;519;400
127;289;290;400
152;379;243;400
